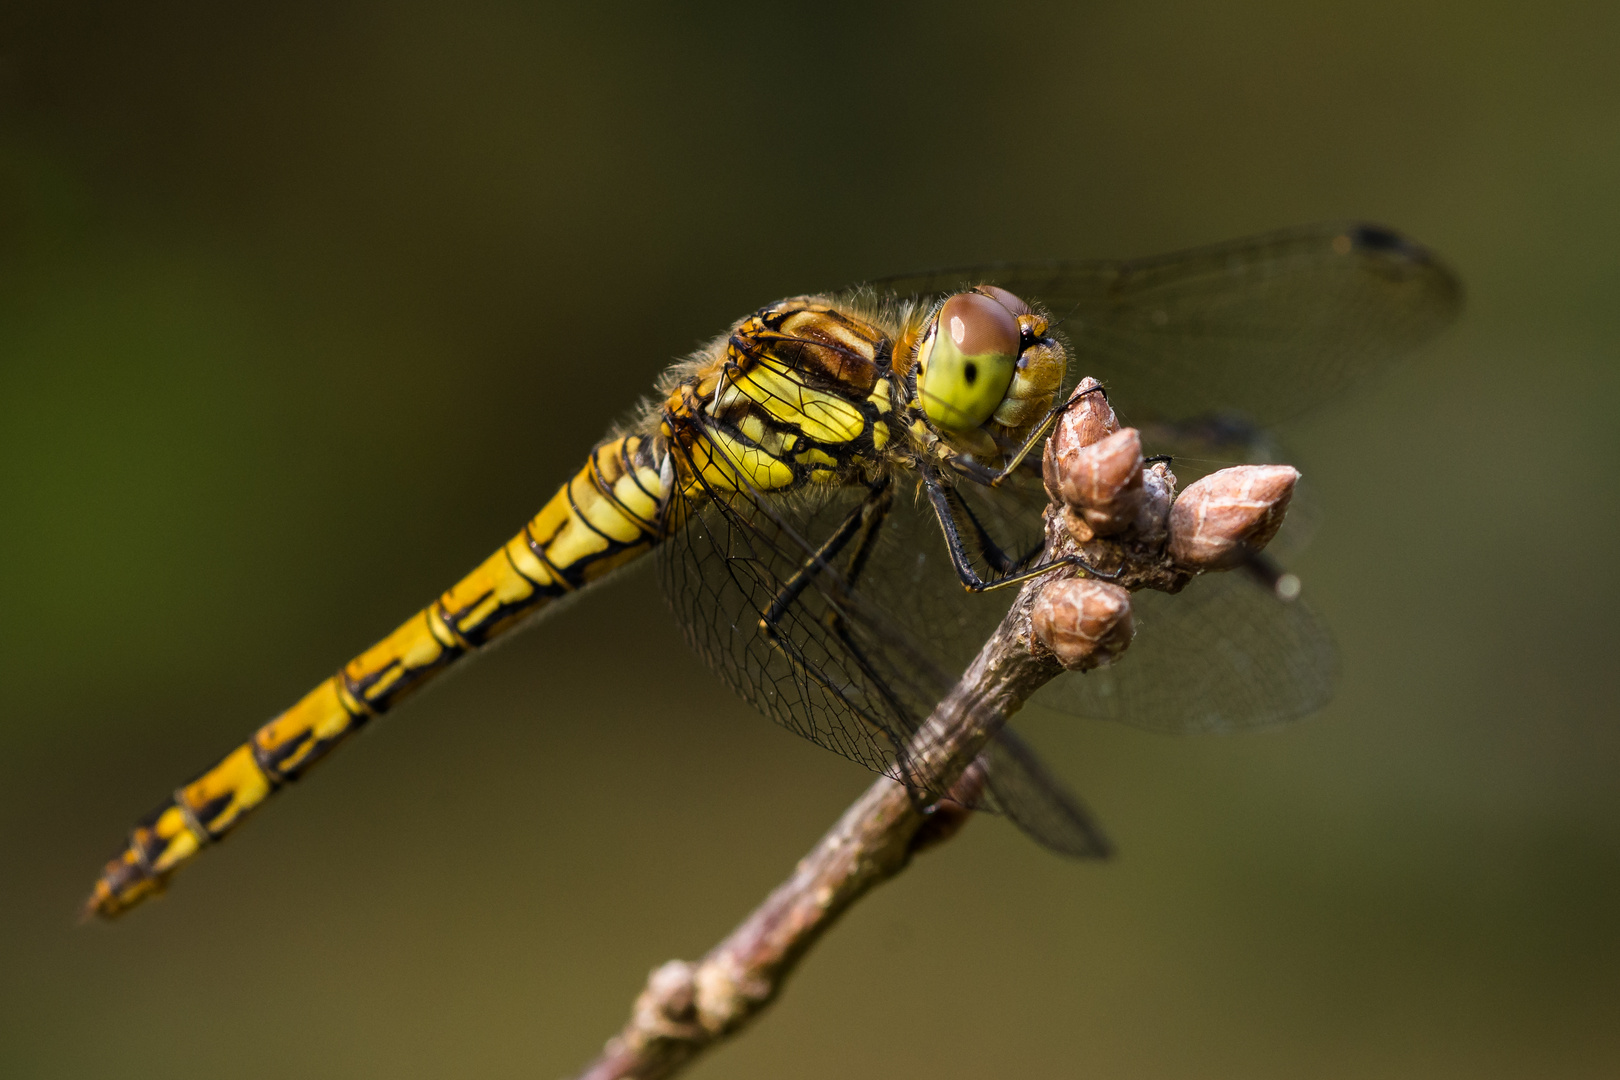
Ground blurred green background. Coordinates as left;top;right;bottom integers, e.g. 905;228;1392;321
2;2;1616;1077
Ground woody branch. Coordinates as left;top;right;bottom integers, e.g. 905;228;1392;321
573;379;1299;1080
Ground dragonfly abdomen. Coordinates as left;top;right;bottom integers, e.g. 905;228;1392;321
87;433;670;917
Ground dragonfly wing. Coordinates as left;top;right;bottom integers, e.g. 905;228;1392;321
1126;421;1322;563
656;433;1119;857
823;468;1042;677
868;222;1462;427
852;469;1336;736
657;473;961;791
1033;569;1339;734
973;727;1113;858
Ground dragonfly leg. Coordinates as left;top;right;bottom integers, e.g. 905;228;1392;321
946;381;1111;487
946;482;1031;577
806;484;955;796
757;478;892;630
751;481;931;779
921;469;1117;592
946;454;1042;488
830;544;950;787
806;483;895;650
1234;545;1303;600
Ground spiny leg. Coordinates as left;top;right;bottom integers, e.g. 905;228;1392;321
753;480;921;774
807;484;952;791
757;478;891;632
920;467;1114;592
936;480;1029;578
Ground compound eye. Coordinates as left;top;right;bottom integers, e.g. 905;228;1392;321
917;291;1021;432
972;284;1031;318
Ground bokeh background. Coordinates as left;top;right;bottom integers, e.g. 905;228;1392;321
2;2;1616;1077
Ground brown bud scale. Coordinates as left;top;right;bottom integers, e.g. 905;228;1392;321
1043;378;1118;499
1132;460;1178;546
1032;578;1135;670
1168;465;1300;570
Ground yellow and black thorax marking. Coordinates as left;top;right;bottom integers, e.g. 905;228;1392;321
661;300;899;495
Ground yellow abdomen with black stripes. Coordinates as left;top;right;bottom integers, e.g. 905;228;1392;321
88;296;911;917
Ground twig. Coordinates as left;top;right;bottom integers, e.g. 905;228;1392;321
575;573;1063;1080
574;377;1300;1079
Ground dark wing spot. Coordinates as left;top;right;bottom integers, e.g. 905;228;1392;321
1351;224;1410;254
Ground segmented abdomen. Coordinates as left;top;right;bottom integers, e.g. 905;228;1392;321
87;433;668;917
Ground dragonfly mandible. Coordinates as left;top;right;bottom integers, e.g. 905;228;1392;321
86;223;1461;918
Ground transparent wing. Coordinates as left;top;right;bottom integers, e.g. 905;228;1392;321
975;727;1113;858
1127;418;1322;562
654;432;1114;855
869;222;1462;427
657;477;943;785
836;469;1042;674
840;462;1335;736
1032;569;1339;734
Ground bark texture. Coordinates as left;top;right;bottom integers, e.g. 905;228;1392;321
575;578;1061;1080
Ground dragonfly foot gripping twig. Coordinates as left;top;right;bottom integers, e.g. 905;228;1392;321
574;377;1303;1080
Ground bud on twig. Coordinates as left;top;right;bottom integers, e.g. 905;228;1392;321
1053;376;1117;445
636;961;699;1036
576;354;1337;1080
1053;428;1145;537
1042;377;1117;499
1133;460;1177;547
1167;465;1299;571
1032;578;1134;670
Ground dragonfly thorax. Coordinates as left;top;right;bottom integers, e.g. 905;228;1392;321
656;300;900;500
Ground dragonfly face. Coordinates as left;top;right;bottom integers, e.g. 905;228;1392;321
906;285;1067;466
87;222;1461;919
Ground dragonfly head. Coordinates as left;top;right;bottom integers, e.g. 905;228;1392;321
913;286;1066;453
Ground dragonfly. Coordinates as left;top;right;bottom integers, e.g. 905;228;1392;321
86;222;1461;918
